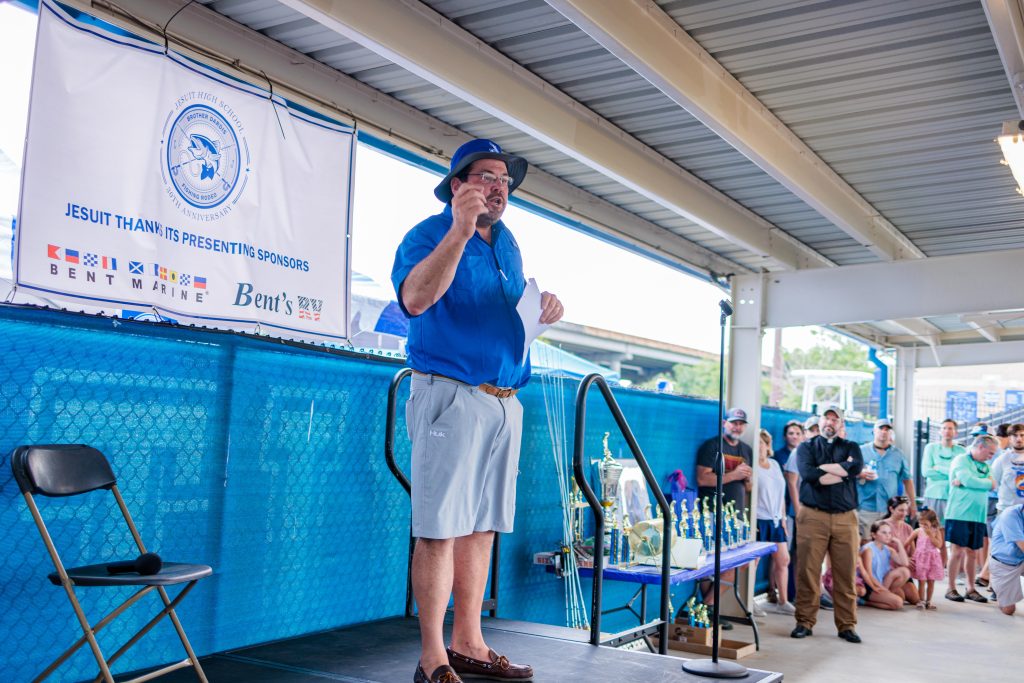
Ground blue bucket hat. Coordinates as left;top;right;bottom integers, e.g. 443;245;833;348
433;138;528;203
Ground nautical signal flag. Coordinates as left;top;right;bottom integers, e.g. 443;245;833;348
194;276;207;290
78;252;117;270
65;249;79;264
158;266;168;280
129;261;144;274
47;244;61;259
179;274;191;287
169;270;178;284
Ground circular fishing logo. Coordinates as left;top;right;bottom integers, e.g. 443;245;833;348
164;104;242;210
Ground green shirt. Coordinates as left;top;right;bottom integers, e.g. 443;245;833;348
945;453;995;523
921;443;965;500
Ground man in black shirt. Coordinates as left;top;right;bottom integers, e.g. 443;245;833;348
792;405;864;644
695;407;754;612
696;407;754;507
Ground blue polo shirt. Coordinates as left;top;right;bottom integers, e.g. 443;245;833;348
990;504;1024;567
858;442;910;512
391;205;530;388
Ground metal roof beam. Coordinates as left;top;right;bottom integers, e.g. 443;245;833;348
910;338;1024;368
280;0;832;271
887;328;1024;345
546;0;924;263
758;247;1024;328
962;314;1003;343
983;0;1024;118
890;319;942;348
67;0;749;279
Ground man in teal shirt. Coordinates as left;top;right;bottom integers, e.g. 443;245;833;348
945;434;998;603
857;419;917;539
921;418;965;523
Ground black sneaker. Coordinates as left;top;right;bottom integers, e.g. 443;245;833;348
945;589;965;603
790;625;813;639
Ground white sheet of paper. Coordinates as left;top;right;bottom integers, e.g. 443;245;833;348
516;278;550;365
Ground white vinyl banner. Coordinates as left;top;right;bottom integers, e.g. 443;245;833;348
15;2;355;343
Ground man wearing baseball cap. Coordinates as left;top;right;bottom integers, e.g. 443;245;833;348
392;139;563;683
694;407;755;616
857;418;916;539
792;405;865;643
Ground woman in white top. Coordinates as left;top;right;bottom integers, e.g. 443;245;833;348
756;429;794;614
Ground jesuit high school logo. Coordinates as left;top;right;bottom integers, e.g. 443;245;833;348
162;96;249;216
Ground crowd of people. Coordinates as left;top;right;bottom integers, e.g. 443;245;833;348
696;408;1024;645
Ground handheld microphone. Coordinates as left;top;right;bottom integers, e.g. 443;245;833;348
106;552;162;576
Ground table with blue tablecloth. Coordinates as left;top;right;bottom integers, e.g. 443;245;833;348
559;541;778;650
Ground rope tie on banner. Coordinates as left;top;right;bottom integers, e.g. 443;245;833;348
160;0;198;57
260;70;287;141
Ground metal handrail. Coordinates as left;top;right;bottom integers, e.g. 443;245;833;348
573;373;670;653
384;368;415;616
384;368;500;618
385;368;414;496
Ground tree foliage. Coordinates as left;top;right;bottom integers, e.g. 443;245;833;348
642;329;876;412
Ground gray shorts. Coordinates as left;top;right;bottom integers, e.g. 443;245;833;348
924;497;947;524
989;557;1024;608
857;510;885;540
406;373;523;539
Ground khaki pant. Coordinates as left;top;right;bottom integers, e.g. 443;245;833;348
795;507;859;631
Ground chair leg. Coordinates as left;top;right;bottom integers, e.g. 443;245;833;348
156;584;209;683
35;583;115;683
89;581;202;683
39;587;155;681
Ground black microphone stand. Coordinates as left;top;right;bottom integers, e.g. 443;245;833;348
683;300;748;679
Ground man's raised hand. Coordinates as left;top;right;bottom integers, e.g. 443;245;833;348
451;183;488;240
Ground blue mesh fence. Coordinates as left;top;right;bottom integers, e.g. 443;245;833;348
0;305;869;680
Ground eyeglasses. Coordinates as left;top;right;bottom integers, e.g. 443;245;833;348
466;172;513;187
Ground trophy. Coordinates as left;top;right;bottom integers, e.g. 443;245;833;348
596;433;623;562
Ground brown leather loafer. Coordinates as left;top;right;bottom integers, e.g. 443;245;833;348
447;647;533;681
415;663;463;683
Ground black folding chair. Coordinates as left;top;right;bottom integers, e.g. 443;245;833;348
11;444;212;683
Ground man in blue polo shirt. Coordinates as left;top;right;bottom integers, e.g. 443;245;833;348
988;503;1024;615
392;139;563;683
857;419;917;539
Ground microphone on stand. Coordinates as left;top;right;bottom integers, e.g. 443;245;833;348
106;552;162;576
683;299;748;679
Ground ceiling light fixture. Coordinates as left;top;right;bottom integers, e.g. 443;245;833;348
997;120;1024;195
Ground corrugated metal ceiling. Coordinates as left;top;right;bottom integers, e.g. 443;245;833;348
200;0;1023;344
661;0;1022;259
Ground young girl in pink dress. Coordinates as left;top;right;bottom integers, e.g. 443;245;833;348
906;509;945;610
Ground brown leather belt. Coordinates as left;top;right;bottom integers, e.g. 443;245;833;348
412;370;518;399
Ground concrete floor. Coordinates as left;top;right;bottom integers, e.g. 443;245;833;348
664;587;1021;682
